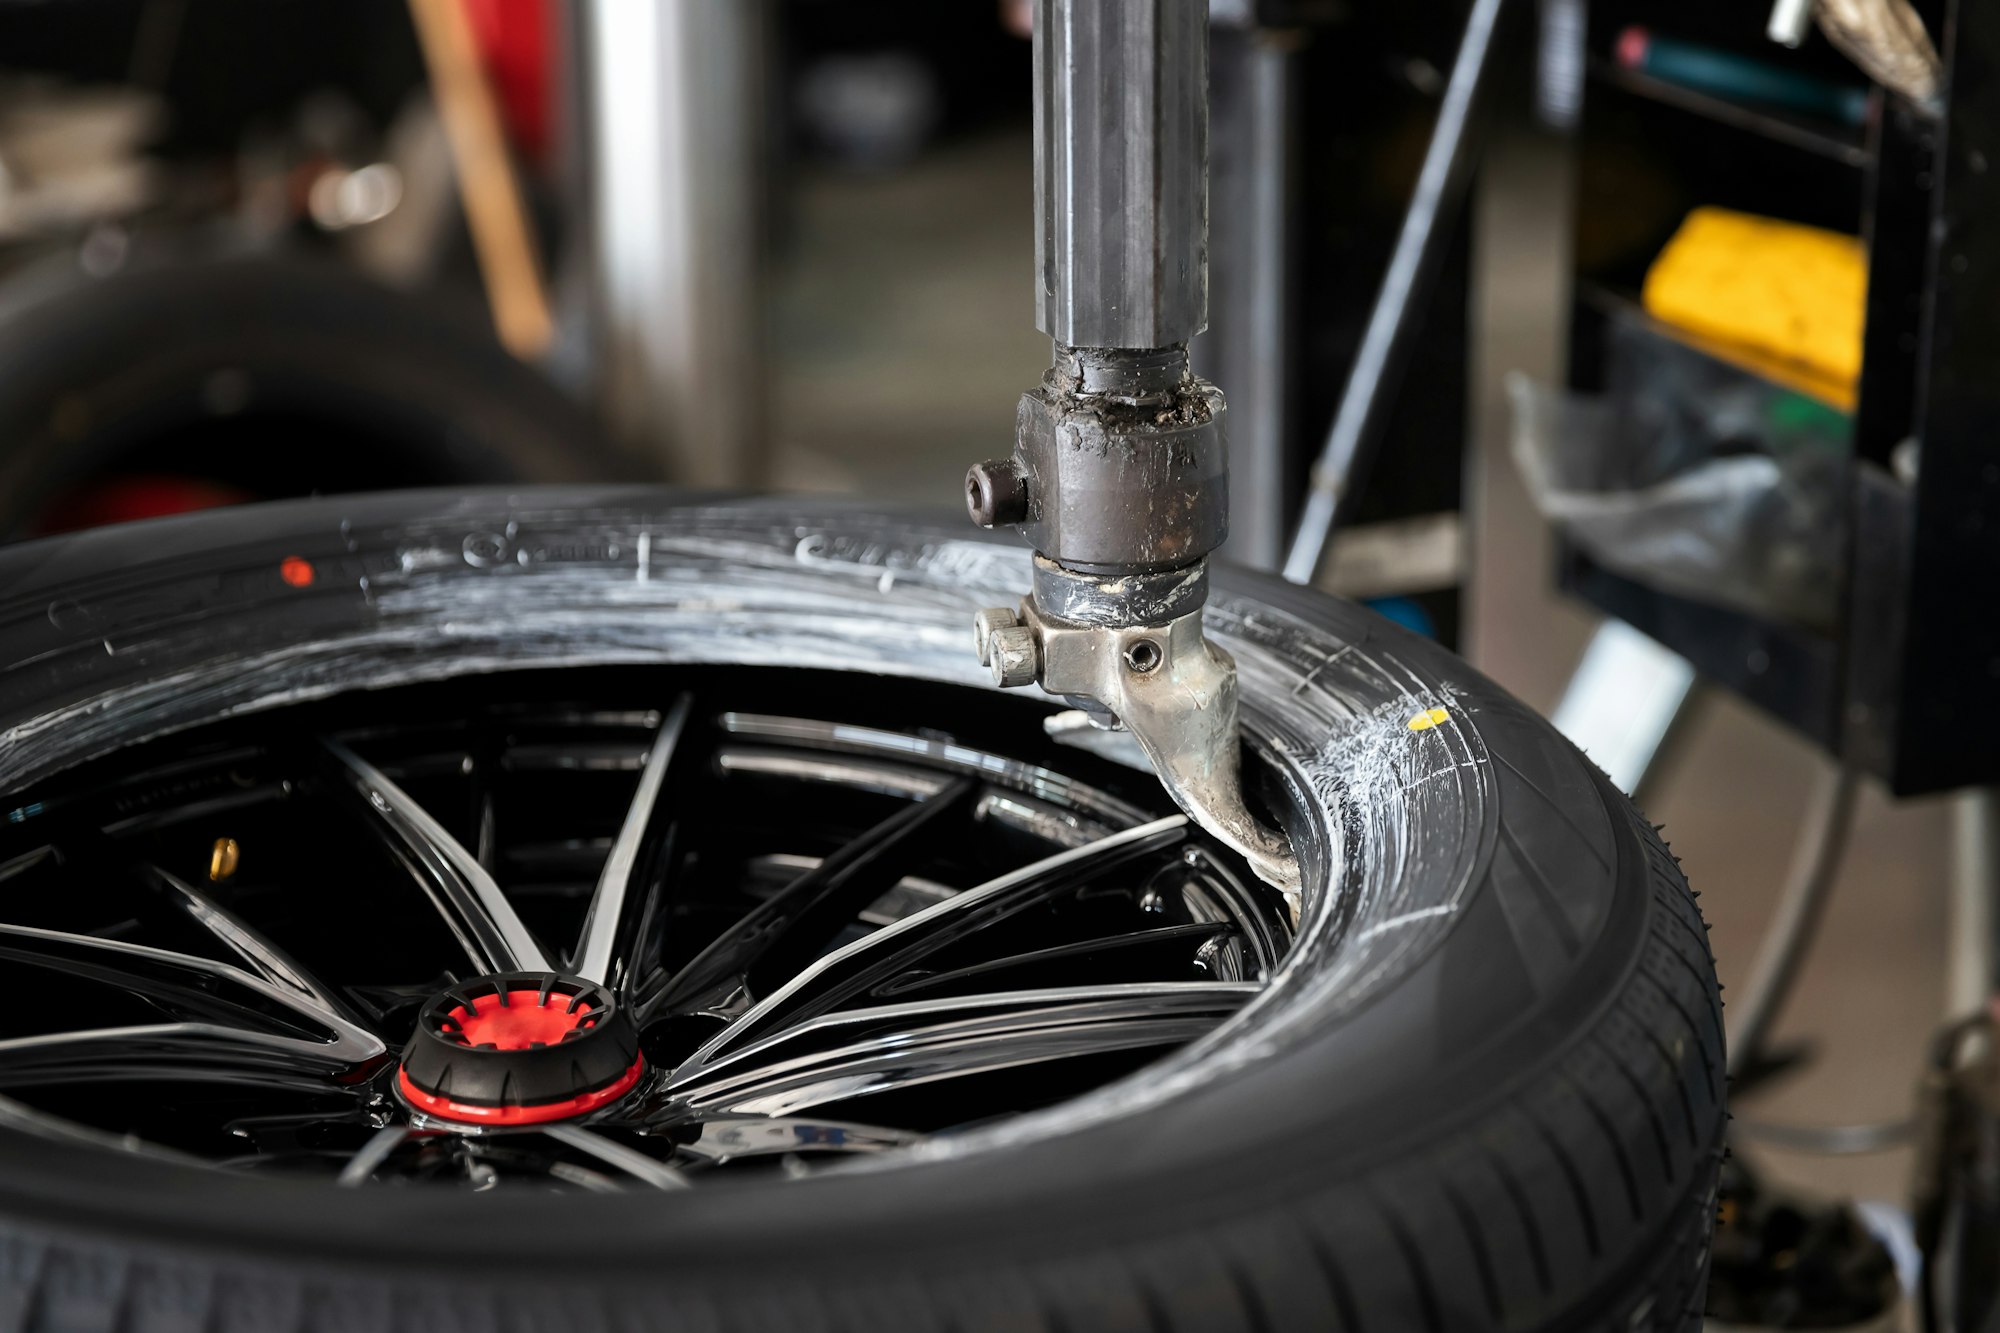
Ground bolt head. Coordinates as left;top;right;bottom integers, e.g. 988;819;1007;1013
987;624;1039;688
965;461;1029;528
973;607;1020;664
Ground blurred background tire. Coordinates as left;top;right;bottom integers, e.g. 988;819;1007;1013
0;252;616;537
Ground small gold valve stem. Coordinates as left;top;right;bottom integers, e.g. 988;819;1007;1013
209;837;241;883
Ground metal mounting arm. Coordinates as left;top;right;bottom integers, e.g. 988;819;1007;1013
964;0;1299;896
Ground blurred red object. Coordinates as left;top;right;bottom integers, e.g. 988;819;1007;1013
460;0;555;166
30;476;253;536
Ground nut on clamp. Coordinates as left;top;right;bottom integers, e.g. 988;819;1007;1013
967;345;1301;900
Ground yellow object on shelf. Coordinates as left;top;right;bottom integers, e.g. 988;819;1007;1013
1641;206;1866;411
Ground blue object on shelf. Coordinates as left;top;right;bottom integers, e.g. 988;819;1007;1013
1365;596;1437;639
1617;26;1869;128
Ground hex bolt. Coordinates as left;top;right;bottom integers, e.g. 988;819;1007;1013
965;461;1029;528
988;624;1040;688
1123;638;1164;674
973;607;1020;664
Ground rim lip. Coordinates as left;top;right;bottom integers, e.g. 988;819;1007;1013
0;493;1493;1218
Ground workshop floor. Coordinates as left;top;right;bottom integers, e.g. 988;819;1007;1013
769;120;1954;1218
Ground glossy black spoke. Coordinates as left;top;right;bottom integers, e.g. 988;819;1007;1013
574;695;692;991
317;738;552;974
338;1125;411;1187
0;1023;380;1094
0;922;384;1060
467;748;499;874
136;863;367;1027
1178;845;1289;978
653;777;980;1017
663;981;1256;1118
224;1105;383;1146
0;1093;206;1167
664;1114;918;1164
542;1124;691;1190
678;814;1190;1070
869;920;1241;1000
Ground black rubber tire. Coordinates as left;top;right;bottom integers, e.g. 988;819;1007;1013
0;488;1722;1333
0;254;617;536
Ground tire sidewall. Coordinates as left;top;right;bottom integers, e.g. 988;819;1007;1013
0;487;1664;1294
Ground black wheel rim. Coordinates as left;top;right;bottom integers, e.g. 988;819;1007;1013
0;667;1295;1191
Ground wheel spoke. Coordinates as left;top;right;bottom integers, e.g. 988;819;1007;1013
667;1114;917;1164
137;863;366;1027
867;920;1241;1000
468;751;499;873
0;1022;379;1093
654;777;979;1016
318;738;552;974
542;1123;691;1190
678;815;1189;1069
0;922;384;1060
338;1124;411;1186
573;696;692;990
665;981;1255;1117
716;714;1153;828
0;1091;205;1165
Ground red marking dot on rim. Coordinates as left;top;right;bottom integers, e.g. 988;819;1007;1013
444;988;598;1050
278;556;315;588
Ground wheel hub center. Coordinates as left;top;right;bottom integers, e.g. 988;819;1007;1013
396;973;644;1126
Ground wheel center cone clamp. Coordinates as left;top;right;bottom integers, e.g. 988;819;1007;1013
397;973;644;1126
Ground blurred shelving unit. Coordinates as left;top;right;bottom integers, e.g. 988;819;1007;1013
1556;0;2000;796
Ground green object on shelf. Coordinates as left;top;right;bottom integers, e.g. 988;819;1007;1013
1769;391;1853;440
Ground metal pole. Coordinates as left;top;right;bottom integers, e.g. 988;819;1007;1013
1948;789;2000;1019
1282;0;1507;585
1034;0;1209;350
1198;26;1294;571
583;0;765;487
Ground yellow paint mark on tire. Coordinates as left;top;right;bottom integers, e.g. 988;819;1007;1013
1408;707;1450;732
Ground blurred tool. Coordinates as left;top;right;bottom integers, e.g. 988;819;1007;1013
1815;0;1942;110
963;0;1296;896
1618;26;1869;126
1768;0;1816;48
406;0;552;360
1765;0;1942;110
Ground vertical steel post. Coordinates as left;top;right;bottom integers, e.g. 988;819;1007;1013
583;0;766;487
1034;0;1210;351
